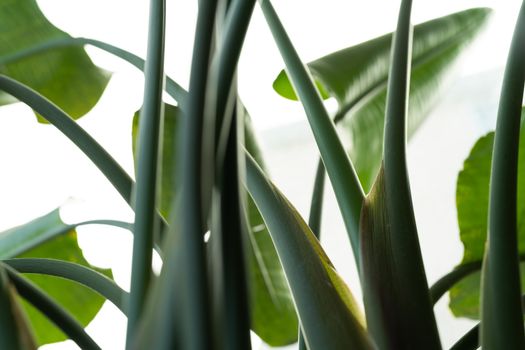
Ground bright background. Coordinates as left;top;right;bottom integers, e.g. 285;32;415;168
0;0;522;348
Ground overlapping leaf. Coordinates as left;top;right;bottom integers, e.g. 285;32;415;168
0;0;110;120
273;8;490;191
245;153;371;349
450;109;525;319
0;209;112;345
132;103;298;345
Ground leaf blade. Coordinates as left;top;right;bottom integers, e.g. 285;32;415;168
245;152;372;350
0;0;109;120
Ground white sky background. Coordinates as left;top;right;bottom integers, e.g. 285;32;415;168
0;0;522;349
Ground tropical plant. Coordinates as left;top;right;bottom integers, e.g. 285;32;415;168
0;0;522;349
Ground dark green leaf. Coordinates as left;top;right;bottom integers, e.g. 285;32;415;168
132;103;298;345
274;8;490;191
0;0;110;120
0;209;112;346
451;108;525;319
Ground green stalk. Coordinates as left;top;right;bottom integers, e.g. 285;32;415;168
177;0;218;348
126;0;166;344
0;75;134;207
210;96;251;349
257;0;364;263
429;260;483;304
430;253;525;305
0;265;36;349
4;258;128;314
212;0;255;160
0;37;187;105
0;78;170;240
4;265;100;350
481;1;525;348
0;218;131;259
308;160;326;238
297;158;327;350
360;0;440;347
202;0;255;227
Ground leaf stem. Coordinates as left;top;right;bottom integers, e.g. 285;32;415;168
126;0;166;344
257;0;364;263
4;258;128;315
0;37;187;105
481;1;525;347
0;76;134;207
5;265;101;350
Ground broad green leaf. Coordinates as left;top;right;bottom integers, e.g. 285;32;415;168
273;8;490;191
0;0;110;120
132;103;298;345
0;209;112;346
245;153;372;349
450;109;525;319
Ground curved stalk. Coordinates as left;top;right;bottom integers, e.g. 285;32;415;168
1;218;132;259
430;261;482;304
430;254;525;305
0;76;168;239
0;37;187;105
4;265;101;350
257;0;364;263
450;293;525;350
4;258;128;315
0;75;133;206
126;0;166;344
212;0;256;162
